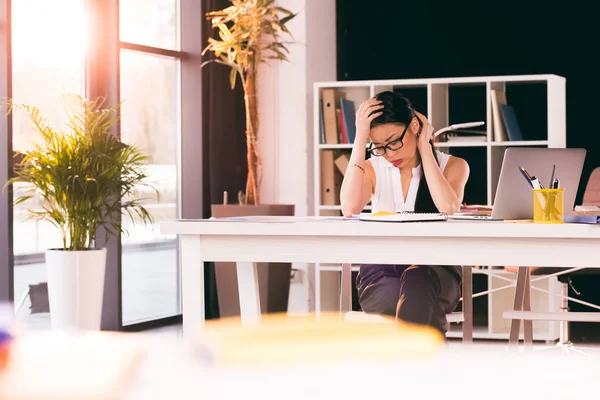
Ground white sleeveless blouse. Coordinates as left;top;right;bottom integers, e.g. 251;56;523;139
370;150;451;213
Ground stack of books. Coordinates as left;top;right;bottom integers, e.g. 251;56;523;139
455;204;493;216
436;129;487;143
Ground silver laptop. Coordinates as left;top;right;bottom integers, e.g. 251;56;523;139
452;147;586;220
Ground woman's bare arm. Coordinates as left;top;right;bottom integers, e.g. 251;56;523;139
340;98;382;217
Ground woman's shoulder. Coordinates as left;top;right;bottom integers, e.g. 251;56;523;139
435;149;468;173
443;153;470;175
435;149;465;163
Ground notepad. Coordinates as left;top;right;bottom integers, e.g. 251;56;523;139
358;211;447;222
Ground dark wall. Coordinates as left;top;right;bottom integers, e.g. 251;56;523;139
337;0;598;203
337;0;600;341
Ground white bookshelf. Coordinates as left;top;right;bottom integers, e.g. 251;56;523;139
312;74;565;341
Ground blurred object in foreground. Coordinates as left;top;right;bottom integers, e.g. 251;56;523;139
0;303;14;373
0;332;145;400
198;313;445;367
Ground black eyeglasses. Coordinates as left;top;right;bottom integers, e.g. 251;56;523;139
368;123;410;157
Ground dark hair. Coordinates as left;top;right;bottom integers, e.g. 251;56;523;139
370;91;418;129
370;91;439;213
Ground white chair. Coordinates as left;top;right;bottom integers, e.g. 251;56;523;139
340;264;473;342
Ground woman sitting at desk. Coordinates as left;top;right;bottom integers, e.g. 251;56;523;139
340;91;470;335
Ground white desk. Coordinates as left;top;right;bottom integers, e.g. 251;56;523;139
160;217;600;336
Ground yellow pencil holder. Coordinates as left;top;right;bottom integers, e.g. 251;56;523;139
533;188;564;224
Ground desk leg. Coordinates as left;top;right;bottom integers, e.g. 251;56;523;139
509;267;528;346
523;268;533;348
236;262;261;325
181;235;204;337
462;266;473;343
340;263;353;317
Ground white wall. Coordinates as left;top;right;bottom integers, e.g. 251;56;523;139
257;0;337;313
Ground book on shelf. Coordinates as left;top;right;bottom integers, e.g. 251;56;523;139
318;93;357;145
336;108;348;144
340;98;357;144
499;104;523;141
490;89;509;142
319;99;326;144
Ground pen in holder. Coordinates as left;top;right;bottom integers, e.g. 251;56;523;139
533;188;564;224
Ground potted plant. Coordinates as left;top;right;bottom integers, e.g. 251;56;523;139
202;0;297;316
6;94;154;330
202;0;296;206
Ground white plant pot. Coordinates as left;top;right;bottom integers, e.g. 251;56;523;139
45;248;107;330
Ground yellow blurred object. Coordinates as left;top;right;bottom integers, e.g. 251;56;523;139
371;211;397;216
198;313;445;367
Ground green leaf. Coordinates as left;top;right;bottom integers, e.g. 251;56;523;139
279;13;296;26
5;94;155;250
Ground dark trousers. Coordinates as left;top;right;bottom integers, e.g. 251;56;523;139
356;264;462;334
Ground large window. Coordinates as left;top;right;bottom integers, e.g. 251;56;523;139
119;0;182;325
120;0;179;50
9;0;186;328
11;0;85;327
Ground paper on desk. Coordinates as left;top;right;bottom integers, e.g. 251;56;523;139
358;212;447;222
206;216;359;223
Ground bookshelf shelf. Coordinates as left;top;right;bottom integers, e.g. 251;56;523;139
319;144;355;150
434;141;488;148
433;140;550;148
489;140;549;147
312;74;565;341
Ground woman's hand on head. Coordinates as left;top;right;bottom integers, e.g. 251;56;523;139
414;111;434;150
355;98;384;141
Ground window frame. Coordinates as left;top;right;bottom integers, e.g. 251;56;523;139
0;0;203;331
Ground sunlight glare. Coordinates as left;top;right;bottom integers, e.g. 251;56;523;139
12;0;86;67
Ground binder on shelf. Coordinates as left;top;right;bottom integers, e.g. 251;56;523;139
320;150;341;205
490;89;508;142
499;104;523;141
334;153;350;176
340;99;357;144
321;89;339;144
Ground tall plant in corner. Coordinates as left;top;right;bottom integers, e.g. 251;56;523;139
6;93;154;330
202;0;296;205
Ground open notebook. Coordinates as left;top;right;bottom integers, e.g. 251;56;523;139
358;211;448;223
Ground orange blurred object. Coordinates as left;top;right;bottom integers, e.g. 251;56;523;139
0;345;9;372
